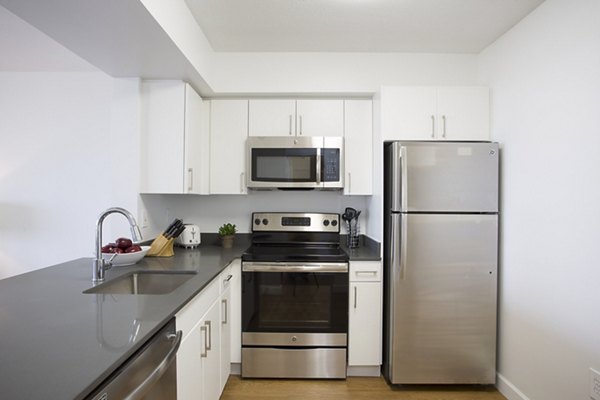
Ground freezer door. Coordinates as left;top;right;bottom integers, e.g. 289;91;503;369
388;142;499;212
386;213;498;384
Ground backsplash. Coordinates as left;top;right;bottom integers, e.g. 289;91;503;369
140;191;369;238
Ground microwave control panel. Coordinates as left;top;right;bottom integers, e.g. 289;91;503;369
322;148;340;182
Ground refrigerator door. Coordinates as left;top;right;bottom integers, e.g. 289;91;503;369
386;212;498;384
388;142;499;213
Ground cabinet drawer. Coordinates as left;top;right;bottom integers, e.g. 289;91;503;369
349;261;381;282
176;277;219;340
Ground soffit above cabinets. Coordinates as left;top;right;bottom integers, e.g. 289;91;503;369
0;0;213;95
185;0;545;53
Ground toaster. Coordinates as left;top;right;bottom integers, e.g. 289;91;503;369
176;224;201;248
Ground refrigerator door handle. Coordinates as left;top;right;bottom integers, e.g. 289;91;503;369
390;213;407;281
391;143;408;211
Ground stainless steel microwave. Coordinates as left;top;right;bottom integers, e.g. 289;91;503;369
247;136;344;190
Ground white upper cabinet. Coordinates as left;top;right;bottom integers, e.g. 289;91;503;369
344;100;373;195
381;86;490;141
248;99;344;137
248;100;296;136
140;80;208;194
436;87;490;141
209;100;249;194
296;100;344;137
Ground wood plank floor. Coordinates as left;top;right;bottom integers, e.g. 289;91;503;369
221;376;507;400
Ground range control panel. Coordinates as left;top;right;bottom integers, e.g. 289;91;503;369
252;212;340;233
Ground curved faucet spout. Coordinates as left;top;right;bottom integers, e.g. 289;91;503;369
93;207;143;283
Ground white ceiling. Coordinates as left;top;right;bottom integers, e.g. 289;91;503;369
185;0;545;53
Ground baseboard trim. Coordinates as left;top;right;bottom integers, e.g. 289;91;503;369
347;366;381;377
230;363;241;375
496;373;531;400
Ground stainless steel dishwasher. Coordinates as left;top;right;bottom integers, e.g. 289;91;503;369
86;318;182;400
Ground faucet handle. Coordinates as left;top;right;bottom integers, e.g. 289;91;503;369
105;253;118;269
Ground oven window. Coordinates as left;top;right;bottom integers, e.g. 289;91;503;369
251;148;317;182
242;271;348;334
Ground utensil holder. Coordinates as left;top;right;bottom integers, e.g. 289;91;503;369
346;220;360;249
147;234;175;257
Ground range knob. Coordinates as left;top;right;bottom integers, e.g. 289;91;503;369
254;218;261;225
323;220;330;226
331;220;338;227
262;218;269;226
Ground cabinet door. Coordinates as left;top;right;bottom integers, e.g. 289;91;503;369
344;100;372;195
220;285;231;392
381;87;437;141
296;100;344;137
177;320;204;400
248;99;295;136
201;300;221;400
228;259;242;363
140;80;186;193
436;87;490;141
184;83;208;194
209;100;248;194
348;282;382;366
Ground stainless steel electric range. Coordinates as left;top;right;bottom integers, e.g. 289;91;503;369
241;212;349;379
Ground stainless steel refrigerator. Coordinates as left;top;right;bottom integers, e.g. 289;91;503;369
383;141;499;385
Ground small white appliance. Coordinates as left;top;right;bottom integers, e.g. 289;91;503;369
176;224;201;248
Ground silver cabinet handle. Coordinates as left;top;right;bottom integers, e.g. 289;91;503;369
442;115;446;138
299;115;303;135
240;172;245;193
353;286;357;309
187;168;193;192
355;270;377;275
289;115;293;135
431;115;435;138
200;325;208;358
347;172;351;193
205;320;212;351
224;274;233;283
222;299;228;324
123;330;182;400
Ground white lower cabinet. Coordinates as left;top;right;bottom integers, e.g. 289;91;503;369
348;261;382;373
176;260;241;399
227;259;242;365
219;261;238;391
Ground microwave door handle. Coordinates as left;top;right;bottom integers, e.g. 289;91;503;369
316;148;321;185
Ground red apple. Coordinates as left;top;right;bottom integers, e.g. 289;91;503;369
116;237;132;249
125;245;142;253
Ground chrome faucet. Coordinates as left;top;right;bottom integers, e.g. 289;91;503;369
93;207;143;282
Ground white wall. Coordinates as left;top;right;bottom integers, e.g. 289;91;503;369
478;1;600;399
0;73;141;279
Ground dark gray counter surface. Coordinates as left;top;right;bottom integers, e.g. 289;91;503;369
0;233;379;400
0;236;250;400
340;235;382;261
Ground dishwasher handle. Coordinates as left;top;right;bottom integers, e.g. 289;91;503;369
123;330;182;400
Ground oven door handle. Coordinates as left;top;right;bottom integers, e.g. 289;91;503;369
242;262;348;273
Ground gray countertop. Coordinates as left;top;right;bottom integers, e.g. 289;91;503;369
0;236;250;400
0;234;379;400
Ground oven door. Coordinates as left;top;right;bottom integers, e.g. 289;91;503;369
241;262;349;339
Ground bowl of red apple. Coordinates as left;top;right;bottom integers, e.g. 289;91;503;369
101;237;150;267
